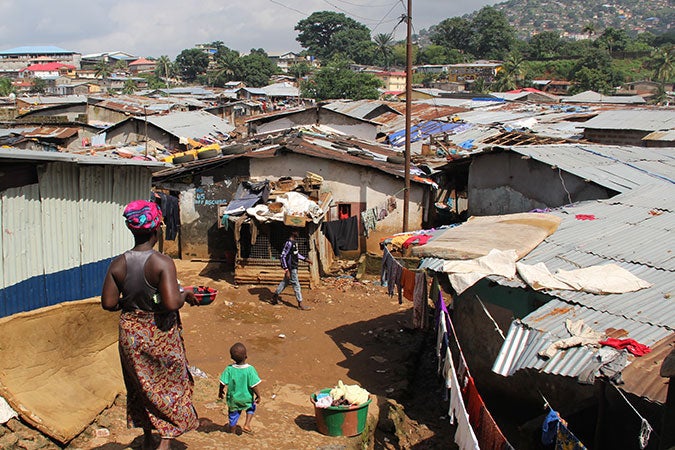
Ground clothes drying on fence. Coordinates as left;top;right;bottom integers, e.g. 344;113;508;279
448;353;480;450
400;268;417;303
322;215;359;255
436;291;514;450
464;377;513;450
155;192;180;240
361;208;378;237
412;271;428;329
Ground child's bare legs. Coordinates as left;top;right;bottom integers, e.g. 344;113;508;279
242;411;255;433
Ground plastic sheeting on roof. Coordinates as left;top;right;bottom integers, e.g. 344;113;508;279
387;120;470;147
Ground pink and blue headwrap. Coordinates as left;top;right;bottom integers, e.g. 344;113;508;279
123;200;162;232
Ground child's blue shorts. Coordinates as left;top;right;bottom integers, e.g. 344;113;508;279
228;403;257;427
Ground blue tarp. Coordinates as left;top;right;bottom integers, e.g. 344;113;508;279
388;121;471;147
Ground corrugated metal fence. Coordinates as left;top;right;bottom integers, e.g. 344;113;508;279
0;162;152;317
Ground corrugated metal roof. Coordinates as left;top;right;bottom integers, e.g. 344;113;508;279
22;127;79;139
0;46;74;55
643;130;675;142
505;144;675;193
387;120;468;147
322;99;398;121
621;333;674;403
18;95;87;105
582;110;675;131
0;148;169;168
420;178;674;401
456;109;537;125
561;91;646;104
146;110;234;138
262;82;299;97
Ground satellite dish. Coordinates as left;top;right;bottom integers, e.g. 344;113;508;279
8;93;16;101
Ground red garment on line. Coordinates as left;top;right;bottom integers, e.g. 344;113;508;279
599;338;651;356
575;214;596;220
400;268;416;302
402;234;432;249
462;376;511;450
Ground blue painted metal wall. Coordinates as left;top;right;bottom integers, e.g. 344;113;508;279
0;161;151;318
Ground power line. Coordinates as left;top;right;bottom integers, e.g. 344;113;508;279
370;1;404;34
321;0;379;22
268;0;308;16
332;0;398;7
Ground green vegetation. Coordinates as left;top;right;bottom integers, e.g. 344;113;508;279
152;3;674;100
300;58;382;100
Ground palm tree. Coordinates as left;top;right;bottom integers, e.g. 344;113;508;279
155;55;174;89
650;46;674;84
582;23;595;40
113;59;128;75
494;52;525;91
207;52;238;87
0;77;15;96
373;33;394;69
122;79;137;95
94;60;112;92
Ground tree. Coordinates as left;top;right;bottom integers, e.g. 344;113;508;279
649;45;674;83
582;23;596;40
154;55;175;88
492;52;525;91
94;60;112;89
239;49;278;87
29;77;47;94
289;61;311;81
571;67;614;94
207;46;240;86
391;43;418;67
527;32;562;60
295;11;371;61
373;33;394;68
300;58;382;100
429;17;472;53
596;27;629;55
175;48;209;83
122;79;137;94
417;44;449;65
469;7;516;60
330;27;377;64
0;77;15;96
113;59;128;74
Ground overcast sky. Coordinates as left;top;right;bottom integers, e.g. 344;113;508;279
0;0;500;59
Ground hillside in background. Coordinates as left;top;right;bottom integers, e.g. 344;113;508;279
489;0;673;39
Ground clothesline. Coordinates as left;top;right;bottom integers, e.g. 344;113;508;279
436;291;514;449
611;384;655;450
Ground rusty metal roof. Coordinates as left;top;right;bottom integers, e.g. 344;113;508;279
151;130;427;182
22;127;79;139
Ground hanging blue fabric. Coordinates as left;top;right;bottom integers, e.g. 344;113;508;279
542;408;560;445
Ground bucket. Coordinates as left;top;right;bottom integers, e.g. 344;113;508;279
310;389;371;437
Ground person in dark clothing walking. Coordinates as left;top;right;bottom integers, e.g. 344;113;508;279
271;230;312;310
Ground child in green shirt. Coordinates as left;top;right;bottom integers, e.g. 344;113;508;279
218;342;262;434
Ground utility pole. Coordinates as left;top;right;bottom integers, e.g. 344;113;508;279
403;0;412;232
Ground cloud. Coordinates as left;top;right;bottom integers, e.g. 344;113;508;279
0;0;499;59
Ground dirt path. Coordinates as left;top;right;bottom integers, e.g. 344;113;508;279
62;261;453;450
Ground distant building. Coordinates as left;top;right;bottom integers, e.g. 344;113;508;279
128;58;156;75
268;52;310;73
0;46;81;77
414;65;448;74
373;71;406;91
446;61;502;83
19;62;76;79
80;51;137;70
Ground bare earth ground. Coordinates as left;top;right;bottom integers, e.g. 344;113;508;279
54;260;454;450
